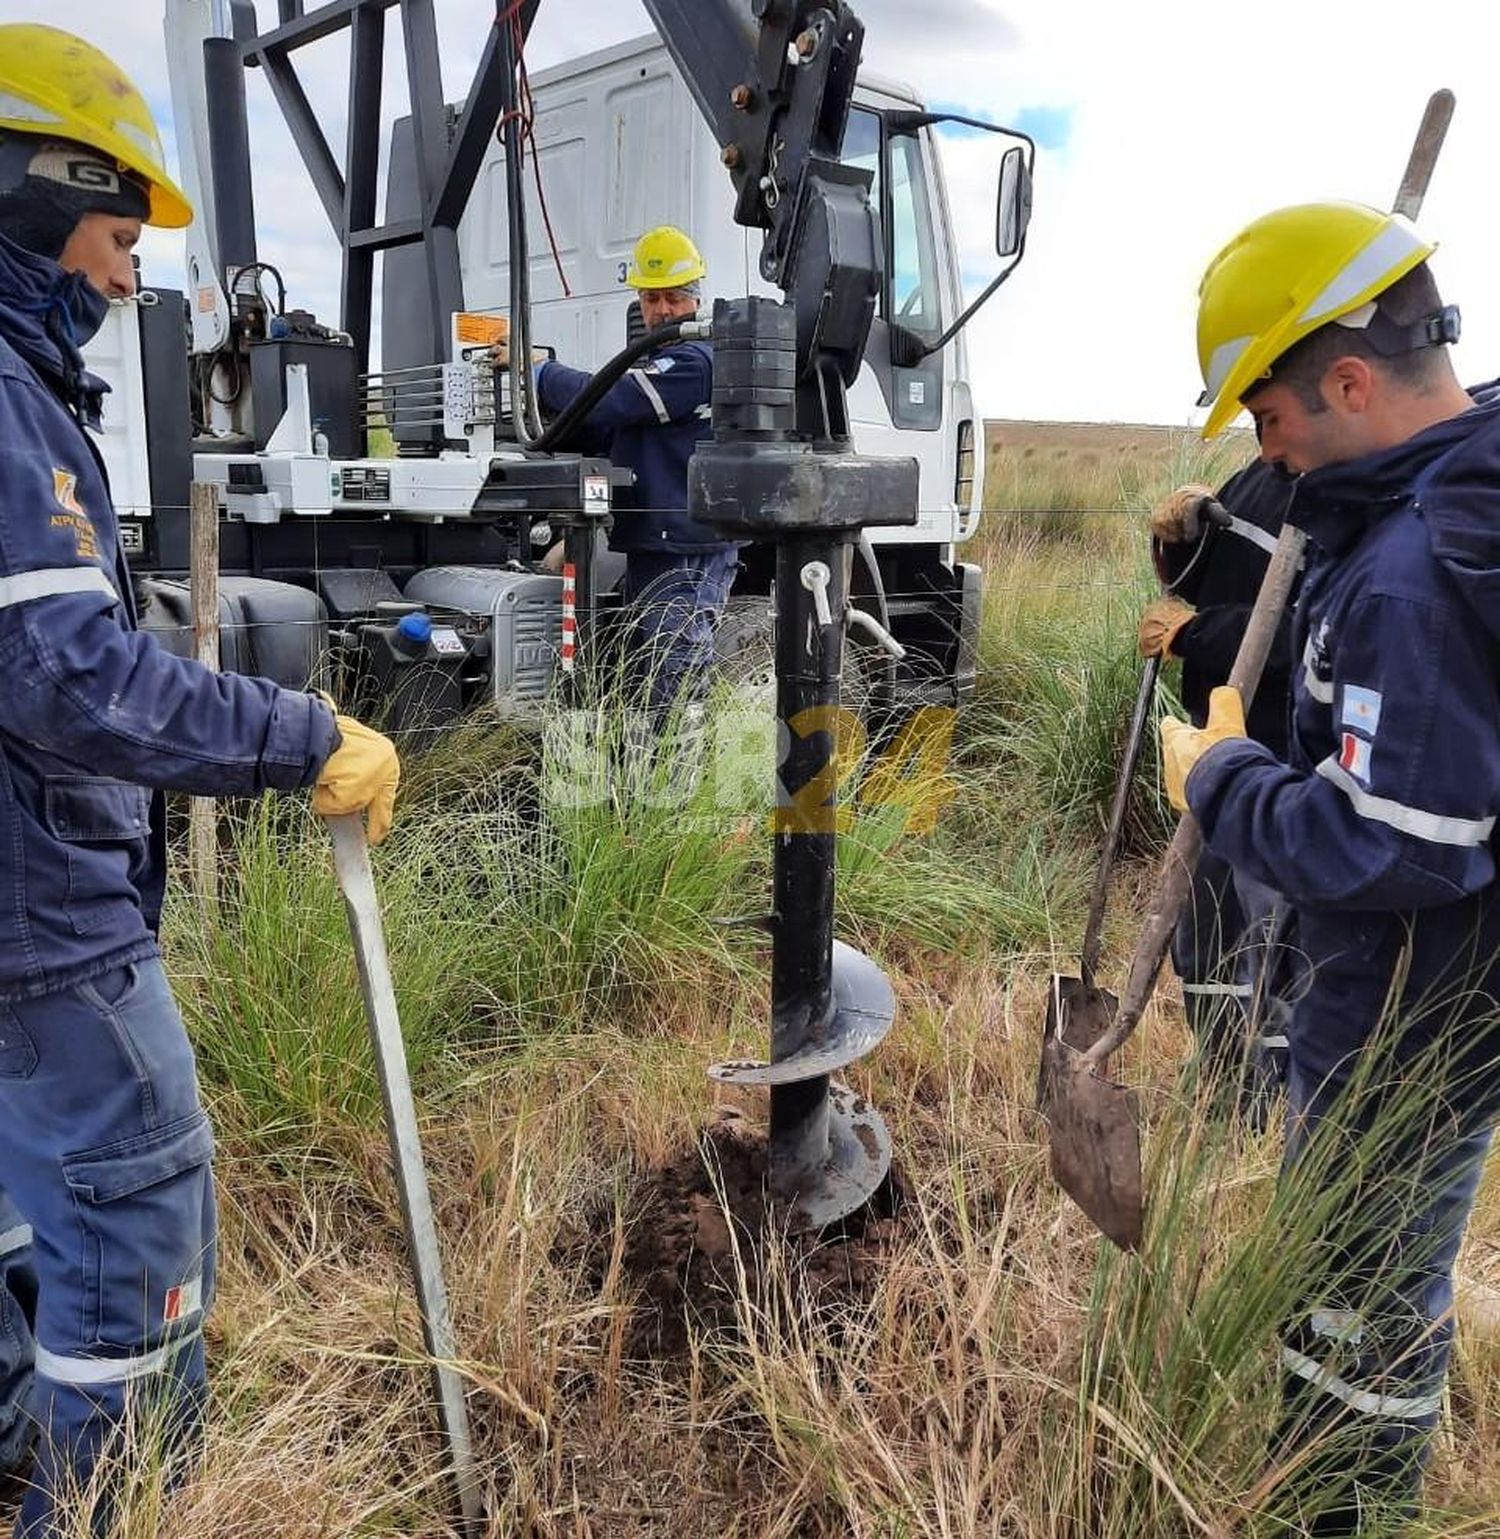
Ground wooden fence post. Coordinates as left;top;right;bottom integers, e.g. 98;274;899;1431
189;481;220;903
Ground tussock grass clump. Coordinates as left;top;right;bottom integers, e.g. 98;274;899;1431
962;529;1176;864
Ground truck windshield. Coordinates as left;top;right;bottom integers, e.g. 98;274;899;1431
843;107;945;339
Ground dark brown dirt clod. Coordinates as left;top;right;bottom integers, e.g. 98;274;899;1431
589;1112;906;1359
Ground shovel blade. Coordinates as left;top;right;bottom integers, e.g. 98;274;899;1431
1038;973;1144;1252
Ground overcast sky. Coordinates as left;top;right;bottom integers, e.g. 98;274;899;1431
39;0;1500;426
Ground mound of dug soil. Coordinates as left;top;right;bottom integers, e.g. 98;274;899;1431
610;1108;907;1358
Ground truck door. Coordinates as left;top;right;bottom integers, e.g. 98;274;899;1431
842;105;962;545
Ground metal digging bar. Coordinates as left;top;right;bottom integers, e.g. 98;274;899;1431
325;815;484;1530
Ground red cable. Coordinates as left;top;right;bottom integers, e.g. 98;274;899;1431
495;0;572;295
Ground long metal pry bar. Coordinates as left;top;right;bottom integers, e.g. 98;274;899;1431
326;814;484;1531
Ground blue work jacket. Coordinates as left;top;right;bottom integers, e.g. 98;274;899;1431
1187;389;1500;1087
0;235;338;1001
536;341;732;554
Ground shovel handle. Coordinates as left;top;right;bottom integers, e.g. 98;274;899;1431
1083;522;1308;1067
1081;653;1161;979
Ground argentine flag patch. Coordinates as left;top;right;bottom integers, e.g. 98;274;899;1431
1341;684;1382;735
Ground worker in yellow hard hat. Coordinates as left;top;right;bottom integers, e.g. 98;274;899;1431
0;25;397;1530
503;224;738;726
1162;199;1500;1533
624;222;708;326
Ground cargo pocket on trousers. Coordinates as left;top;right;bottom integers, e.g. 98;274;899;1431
62;1111;215;1352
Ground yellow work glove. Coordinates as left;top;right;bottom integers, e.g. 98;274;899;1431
312;709;401;844
1138;596;1196;659
1160;685;1246;814
1150;482;1220;544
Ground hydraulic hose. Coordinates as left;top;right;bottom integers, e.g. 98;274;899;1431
530;319;710;452
500;21;545;445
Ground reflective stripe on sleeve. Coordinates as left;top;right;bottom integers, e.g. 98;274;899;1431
1301;637;1334;703
1182;981;1253;1000
1259;1033;1291;1050
0;566;117;612
628;368;672;424
1315;757;1497;847
35;1330;199;1388
0;1224;31;1258
1281;1344;1443;1419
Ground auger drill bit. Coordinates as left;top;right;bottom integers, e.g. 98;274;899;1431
693;297;916;1228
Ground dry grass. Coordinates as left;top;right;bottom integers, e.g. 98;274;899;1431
37;425;1500;1536
118;948;1500;1537
983;419;1256;518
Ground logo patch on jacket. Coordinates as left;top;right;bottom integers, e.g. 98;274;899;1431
1341;685;1382;735
641;356;674;375
1338;731;1372;786
50;470;100;560
52;470;84;517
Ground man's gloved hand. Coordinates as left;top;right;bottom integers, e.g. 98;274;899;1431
1138;596;1196;659
1160;685;1245;814
312;705;401;845
488;316;548;371
1150;482;1221;544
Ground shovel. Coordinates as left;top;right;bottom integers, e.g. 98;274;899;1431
1036;648;1162;1249
1036;86;1455;1251
1037;525;1303;1249
325;814;485;1531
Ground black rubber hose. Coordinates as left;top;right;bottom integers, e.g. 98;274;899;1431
531;321;698;452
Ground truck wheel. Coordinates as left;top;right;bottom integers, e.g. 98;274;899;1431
712;596;871;718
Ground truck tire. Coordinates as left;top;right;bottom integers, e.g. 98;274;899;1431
712;595;871;718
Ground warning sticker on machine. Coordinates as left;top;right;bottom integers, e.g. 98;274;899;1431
340;468;392;503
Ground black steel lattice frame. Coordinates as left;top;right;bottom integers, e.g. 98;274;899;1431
238;0;536;377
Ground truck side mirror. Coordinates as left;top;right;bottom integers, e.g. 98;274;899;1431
997;144;1032;258
880;110;1036;366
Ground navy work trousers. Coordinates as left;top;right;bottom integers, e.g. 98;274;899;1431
1171;845;1288;1115
0;958;214;1535
1272;997;1499;1534
620;547;739;720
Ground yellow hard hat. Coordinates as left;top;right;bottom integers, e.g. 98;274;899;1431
0;23;192;229
626;225;705;290
1196;201;1436;438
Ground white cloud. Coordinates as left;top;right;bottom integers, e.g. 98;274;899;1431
37;0;1500;425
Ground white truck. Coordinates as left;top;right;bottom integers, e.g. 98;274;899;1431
87;3;1027;723
380;32;991;706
